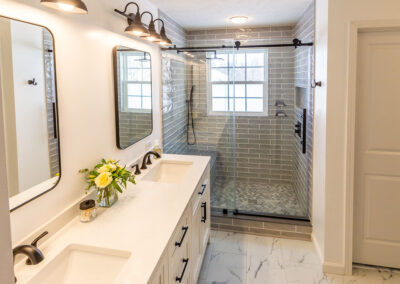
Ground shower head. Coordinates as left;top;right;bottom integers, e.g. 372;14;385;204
134;52;150;62
206;51;224;60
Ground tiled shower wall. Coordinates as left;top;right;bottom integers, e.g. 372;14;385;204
293;2;315;215
159;11;188;154
185;27;296;185
118;112;152;147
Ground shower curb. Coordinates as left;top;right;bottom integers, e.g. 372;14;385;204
211;215;312;241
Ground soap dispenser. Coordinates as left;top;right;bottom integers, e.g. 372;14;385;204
153;140;162;156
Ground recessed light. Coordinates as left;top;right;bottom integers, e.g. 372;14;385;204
230;16;248;24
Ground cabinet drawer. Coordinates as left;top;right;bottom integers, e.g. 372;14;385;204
169;239;190;284
168;212;189;258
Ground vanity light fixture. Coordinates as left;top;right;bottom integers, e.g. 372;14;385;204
229;16;248;24
114;3;172;46
114;2;150;37
154;19;172;46
140;12;161;42
40;0;88;14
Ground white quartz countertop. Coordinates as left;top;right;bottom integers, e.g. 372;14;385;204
15;154;210;284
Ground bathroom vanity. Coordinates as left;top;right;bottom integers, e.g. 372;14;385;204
13;154;210;284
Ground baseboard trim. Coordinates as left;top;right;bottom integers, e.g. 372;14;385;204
323;262;346;275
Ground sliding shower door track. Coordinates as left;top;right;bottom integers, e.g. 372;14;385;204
232;209;310;222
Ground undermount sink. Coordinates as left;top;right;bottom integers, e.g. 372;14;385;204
27;244;130;284
142;160;193;184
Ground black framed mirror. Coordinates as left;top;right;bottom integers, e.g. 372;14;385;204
0;16;61;211
113;46;153;149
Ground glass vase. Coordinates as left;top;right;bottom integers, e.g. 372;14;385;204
98;186;118;208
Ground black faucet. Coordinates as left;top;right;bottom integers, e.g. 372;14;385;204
131;163;141;175
13;231;47;282
141;151;161;170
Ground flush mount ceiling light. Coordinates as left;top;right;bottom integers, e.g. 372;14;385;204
114;2;149;37
154;19;172;46
40;0;88;14
229;16;248;24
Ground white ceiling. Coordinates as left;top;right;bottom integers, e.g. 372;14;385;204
149;0;313;30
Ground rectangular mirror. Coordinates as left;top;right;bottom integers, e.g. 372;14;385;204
113;46;153;149
0;17;61;211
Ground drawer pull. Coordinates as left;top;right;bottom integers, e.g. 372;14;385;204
175;226;189;247
198;184;206;195
175;258;189;283
201;202;207;223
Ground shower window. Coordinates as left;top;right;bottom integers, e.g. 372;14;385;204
207;50;268;116
118;52;151;112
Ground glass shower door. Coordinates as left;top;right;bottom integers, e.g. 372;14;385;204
231;45;312;220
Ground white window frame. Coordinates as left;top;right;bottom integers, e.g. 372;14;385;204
206;49;269;116
118;52;152;114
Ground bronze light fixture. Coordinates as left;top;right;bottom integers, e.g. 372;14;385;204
40;0;88;14
154;19;172;46
140;12;161;42
114;2;149;37
114;2;172;45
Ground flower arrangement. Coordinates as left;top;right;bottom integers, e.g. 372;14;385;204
79;159;135;207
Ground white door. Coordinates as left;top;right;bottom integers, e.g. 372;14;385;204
353;30;400;268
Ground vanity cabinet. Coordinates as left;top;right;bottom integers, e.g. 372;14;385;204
149;164;210;284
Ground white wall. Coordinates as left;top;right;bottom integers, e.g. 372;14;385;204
313;0;400;274
0;0;162;245
312;0;327;264
11;21;51;192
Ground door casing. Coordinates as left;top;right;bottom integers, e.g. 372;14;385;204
344;20;400;275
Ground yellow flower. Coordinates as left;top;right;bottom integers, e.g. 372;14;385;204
107;163;117;172
95;172;113;188
97;165;110;173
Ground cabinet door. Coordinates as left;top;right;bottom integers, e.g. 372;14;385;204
190;198;202;283
149;254;167;284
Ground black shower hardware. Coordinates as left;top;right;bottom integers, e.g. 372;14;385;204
140;151;161;169
276;110;287;117
177;49;223;60
114;3;171;46
28;78;37;86
163;38;313;52
294;109;307;154
40;0;88;14
295;122;302;137
311;80;322;88
275;100;287;107
187;85;197;145
301;108;307;154
52;103;57;139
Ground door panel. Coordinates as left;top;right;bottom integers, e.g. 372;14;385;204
353;30;400;268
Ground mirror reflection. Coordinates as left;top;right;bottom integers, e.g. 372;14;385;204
0;17;61;210
114;46;153;149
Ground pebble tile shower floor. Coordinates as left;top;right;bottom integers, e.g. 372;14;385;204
212;178;306;217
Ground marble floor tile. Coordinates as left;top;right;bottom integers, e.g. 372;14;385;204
198;230;399;284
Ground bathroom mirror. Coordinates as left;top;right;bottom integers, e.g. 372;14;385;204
0;17;61;211
113;46;153;149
